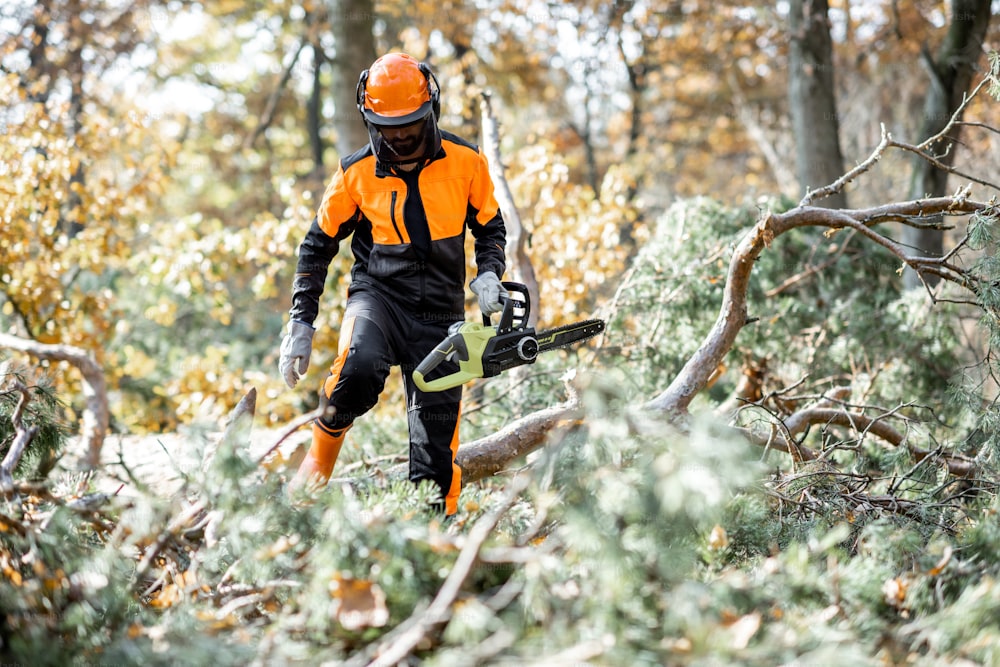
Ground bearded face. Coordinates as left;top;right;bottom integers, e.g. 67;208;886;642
377;118;428;160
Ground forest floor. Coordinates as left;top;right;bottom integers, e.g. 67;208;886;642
60;420;312;498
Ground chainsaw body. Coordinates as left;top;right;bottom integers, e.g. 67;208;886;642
413;282;603;392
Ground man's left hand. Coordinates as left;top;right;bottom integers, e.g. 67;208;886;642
471;273;508;315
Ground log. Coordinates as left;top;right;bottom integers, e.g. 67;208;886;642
456;400;581;483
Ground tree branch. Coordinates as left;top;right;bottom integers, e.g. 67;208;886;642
0;334;108;468
348;473;533;667
1;379;39;494
644;193;991;418
456;398;582;483
243;41;307;150
739;405;976;477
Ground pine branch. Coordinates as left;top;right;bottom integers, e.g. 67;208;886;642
347;472;533;667
0;333;109;467
1;379;38;494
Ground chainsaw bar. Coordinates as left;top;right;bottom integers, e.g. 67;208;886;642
535;319;606;354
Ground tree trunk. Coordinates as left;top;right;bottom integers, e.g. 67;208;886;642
327;0;375;158
903;0;991;289
787;0;848;209
307;41;326;173
479;92;539;325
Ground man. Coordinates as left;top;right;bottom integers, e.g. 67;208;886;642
278;53;507;516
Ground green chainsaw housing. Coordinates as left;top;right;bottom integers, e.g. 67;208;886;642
413;282;604;392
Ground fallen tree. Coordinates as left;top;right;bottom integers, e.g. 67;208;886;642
453;65;1000;482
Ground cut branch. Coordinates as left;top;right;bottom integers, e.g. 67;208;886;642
644;193;990;418
739;405;976;477
456;399;582;483
1;379;39;493
0;334;109;468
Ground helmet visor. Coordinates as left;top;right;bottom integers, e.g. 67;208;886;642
374;117;429;158
362;100;433;127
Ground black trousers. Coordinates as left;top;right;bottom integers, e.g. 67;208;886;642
316;285;464;513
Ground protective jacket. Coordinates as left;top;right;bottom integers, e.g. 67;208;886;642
290;130;507;323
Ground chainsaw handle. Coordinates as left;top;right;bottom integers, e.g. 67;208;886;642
413;321;497;392
413;325;483;391
483;282;531;332
413;330;467;392
413;367;480;393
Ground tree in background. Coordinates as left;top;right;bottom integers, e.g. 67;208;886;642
904;0;992;288
787;0;848;209
326;0;375;159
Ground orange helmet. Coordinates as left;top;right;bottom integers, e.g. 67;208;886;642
357;53;439;127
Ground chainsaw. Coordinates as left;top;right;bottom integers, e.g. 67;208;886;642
413;282;605;392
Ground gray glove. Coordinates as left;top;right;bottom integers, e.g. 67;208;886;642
279;320;315;388
470;272;508;315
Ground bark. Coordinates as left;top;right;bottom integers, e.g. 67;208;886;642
0;334;109;468
613;23;651;259
903;0;991;289
327;0;375;157
456;400;581;484
787;0;848;209
479;92;540;325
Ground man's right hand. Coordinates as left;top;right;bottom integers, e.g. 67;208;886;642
279;320;315;388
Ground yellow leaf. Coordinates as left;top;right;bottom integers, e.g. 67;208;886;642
148;583;181;608
4;567;22;586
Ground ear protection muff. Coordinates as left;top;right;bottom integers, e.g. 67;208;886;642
354;61;441;122
417;62;442;121
355;69;369;116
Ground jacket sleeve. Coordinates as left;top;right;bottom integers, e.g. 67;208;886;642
467;149;507;279
288;164;361;326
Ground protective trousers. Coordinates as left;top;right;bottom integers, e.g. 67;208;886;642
312;285;464;515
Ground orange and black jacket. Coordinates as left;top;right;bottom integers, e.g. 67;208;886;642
289;130;507;325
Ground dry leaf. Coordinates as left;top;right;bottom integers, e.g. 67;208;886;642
708;524;729;551
927;545;952;577
329;575;389;631
882;577;907;607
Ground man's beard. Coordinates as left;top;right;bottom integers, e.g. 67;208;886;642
383;122;427;158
